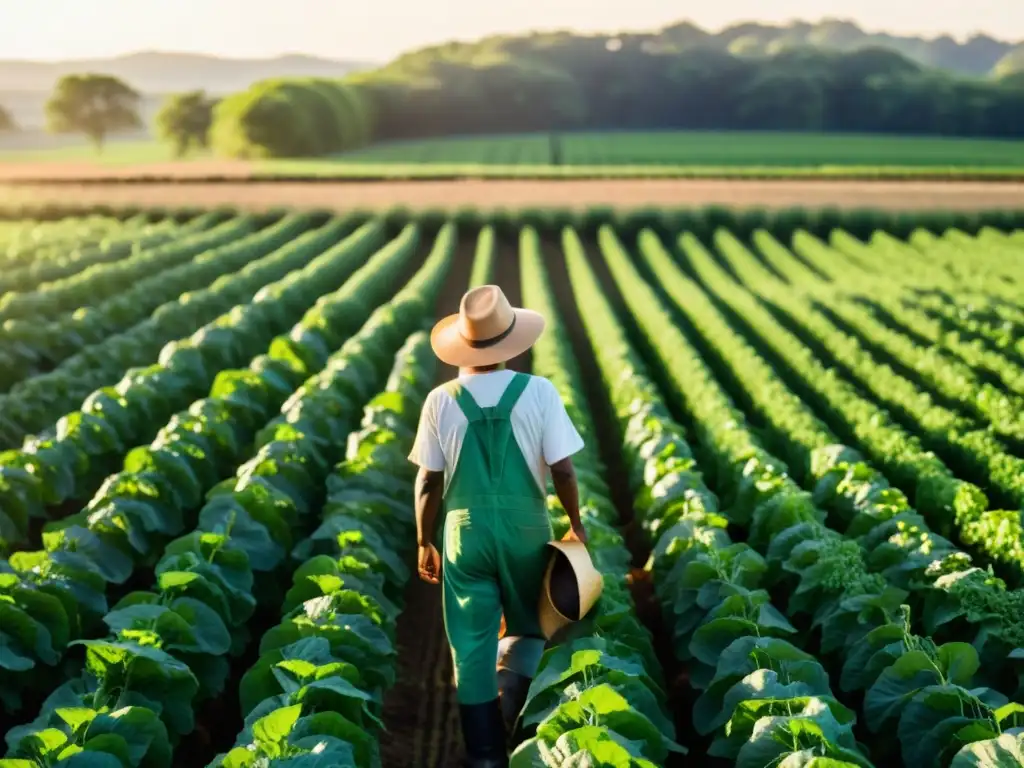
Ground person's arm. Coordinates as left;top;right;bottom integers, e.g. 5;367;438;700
540;378;588;544
549;457;586;544
414;468;444;584
409;392;445;584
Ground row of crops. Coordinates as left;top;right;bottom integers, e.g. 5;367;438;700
0;205;1022;767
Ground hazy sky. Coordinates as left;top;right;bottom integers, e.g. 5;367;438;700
1;0;1020;62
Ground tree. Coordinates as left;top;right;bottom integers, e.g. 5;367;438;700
45;74;141;153
0;104;15;132
154;90;217;157
210;78;374;159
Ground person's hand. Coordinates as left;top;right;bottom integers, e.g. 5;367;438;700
418;543;441;584
564;522;588;545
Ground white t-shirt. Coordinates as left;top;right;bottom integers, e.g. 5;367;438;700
408;370;584;495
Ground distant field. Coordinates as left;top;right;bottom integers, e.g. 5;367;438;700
0;135;203;164
335;131;1024;169
1;130;1022;180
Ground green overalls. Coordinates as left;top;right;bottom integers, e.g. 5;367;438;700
441;373;553;705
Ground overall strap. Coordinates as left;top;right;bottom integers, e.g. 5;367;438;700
473;373;529;484
444;374;527;487
493;373;530;418
444;380;486;423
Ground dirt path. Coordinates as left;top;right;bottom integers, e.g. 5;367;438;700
3;178;1023;211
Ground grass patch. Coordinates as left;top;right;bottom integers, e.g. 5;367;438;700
0;138;209;165
327;130;1024;169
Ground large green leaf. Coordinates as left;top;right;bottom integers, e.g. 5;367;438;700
864;645;979;731
85;706;173;768
898;685;1005;767
511;725;659;767
694;637;826;734
733;699;873;768
252;702;302;745
712;696;859;762
526;639;663;717
951;733;1024;767
0;630;34;671
840;622;905;692
687;590;796;667
75;639;199;735
41;524;134;585
535;683;684;761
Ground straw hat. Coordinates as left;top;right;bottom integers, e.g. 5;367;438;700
538;540;603;640
431;285;546;368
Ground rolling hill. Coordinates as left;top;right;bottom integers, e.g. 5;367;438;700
0;51;374;95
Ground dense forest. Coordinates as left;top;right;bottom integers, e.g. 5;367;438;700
210;23;1024;158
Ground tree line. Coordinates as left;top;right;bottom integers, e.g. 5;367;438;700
8;35;1024;157
214;39;1024;156
651;18;1024;78
0;73;373;158
0;74;215;156
355;37;1024;142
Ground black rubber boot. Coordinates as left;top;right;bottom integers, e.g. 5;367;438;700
497;668;533;739
459;698;508;768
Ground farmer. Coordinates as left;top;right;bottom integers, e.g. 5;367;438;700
410;284;588;767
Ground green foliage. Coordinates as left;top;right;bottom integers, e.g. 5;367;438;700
564;220;1024;767
994;47;1024;79
210;78;373;159
510;228;682;764
206;29;1024;153
343;38;1024;143
1;218;447;767
153;90;217;158
2;208;1024;767
45;74;141;152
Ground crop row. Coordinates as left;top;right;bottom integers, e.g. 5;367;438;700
701;229;1024;580
589;224;1023;766
0;212;317;447
0;218;423;706
661;231;1024;661
904;290;1024;358
1;215;122;262
791;232;1024;445
0;212;225;324
513;227;683;765
0;217;402;549
1;214;154;261
842;290;1024;402
207;229;453;765
0;213;259;392
0;211;1020;766
1;225;453;766
0;213;172;291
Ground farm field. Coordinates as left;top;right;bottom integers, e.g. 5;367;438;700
331;130;1024;172
0;204;1022;768
1;130;1023;181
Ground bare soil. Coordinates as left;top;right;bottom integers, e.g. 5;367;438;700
2;178;1023;211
